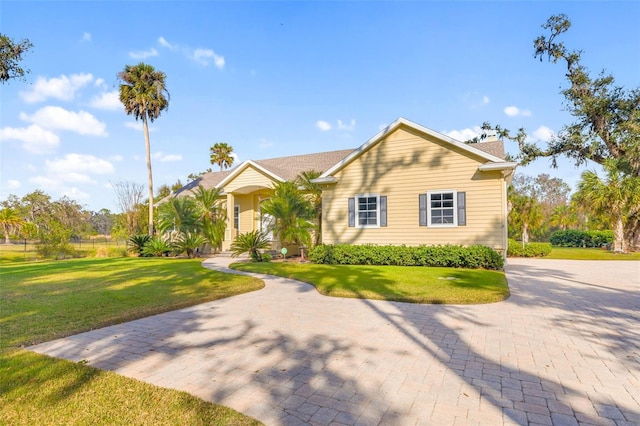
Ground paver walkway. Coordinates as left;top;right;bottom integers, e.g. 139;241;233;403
31;258;640;425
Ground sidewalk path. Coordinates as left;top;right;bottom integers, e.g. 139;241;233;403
30;257;640;425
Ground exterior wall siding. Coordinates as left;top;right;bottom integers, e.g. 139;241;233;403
321;127;507;250
224;166;278;193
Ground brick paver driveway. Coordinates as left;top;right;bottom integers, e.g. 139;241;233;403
31;258;639;425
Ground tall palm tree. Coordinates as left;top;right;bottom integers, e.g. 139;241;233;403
210;142;234;172
576;165;640;253
118;63;170;236
0;207;24;244
296;170;322;246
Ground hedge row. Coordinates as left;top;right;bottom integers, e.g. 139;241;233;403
550;230;613;248
307;244;504;270
507;239;552;257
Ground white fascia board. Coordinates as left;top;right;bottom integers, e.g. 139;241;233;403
215;160;285;189
478;161;518;171
309;177;338;184
319;117;508;178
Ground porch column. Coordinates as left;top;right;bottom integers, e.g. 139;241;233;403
224;192;235;251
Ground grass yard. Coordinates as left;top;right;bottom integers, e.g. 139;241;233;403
543;247;640;260
231;262;509;304
0;256;264;425
0;240;128;263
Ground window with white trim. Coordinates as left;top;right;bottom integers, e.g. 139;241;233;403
358;195;379;226
428;191;456;226
234;205;240;230
348;195;387;228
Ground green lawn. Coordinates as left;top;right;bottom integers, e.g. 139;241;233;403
0;256;264;425
231;262;509;304
542;247;640;260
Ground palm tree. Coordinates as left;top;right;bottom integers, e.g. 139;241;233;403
210;142;234;172
260;181;315;248
193;185;227;252
296;170;322;246
118;63;170;236
156;197;198;234
576;165;640;253
0;207;24;244
508;190;543;244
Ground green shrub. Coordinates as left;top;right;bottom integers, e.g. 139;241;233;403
141;237;173;257
308;244;504;270
550;230;613;248
128;234;152;256
507;239;552;257
230;230;271;262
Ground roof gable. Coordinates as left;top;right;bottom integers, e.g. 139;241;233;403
319;117;509;179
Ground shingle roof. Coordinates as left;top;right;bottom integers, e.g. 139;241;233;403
173;148;355;196
470;140;505;159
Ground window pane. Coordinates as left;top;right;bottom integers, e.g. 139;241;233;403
429;191;456;226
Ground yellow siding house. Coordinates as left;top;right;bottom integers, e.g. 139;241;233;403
173;118;516;255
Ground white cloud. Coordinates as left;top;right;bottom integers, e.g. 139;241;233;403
337;119;356;131
82;32;91;42
531;125;555;142
193;48;225;69
316;120;332;131
32;154;114;194
109;154;124;162
62;187;90;200
46;153;115;175
444;126;483;142
94;78;105;87
129;48;158;59
19;73;94;103
6;180;21;189
21;106;108;136
0;124;60;154
152;152;182;162
89;91;121;110
483;95;490;104
504;105;532;117
158;36;176;49
29;175;60;189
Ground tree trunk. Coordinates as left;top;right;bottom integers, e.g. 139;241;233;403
3;228;10;244
143;115;154;236
612;217;626;253
522;222;529;244
624;217;640;252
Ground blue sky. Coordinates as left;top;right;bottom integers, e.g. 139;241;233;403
1;1;639;212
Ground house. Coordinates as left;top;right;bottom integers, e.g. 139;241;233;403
173;118;516;255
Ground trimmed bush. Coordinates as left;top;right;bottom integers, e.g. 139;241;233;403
308;244;504;270
507;239;552;257
550;230;613;248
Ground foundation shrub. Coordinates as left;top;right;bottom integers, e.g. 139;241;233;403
507;239;552;257
308;244;504;270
